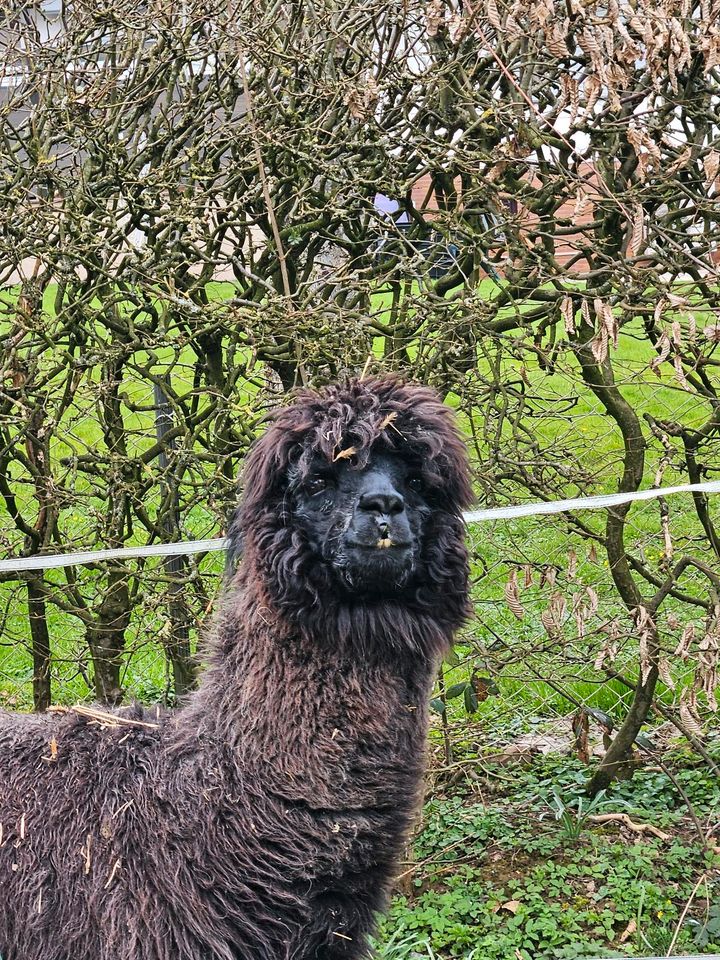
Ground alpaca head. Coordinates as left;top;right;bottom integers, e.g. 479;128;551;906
230;378;473;654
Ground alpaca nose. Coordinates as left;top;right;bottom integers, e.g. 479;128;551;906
358;490;405;517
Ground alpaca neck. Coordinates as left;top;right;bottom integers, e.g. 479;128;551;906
179;579;444;811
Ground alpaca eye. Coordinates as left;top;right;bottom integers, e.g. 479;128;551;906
306;477;329;496
407;476;424;493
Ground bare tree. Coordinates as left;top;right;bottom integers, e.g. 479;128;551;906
0;0;718;791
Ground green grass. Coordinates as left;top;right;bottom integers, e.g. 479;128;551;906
373;751;720;959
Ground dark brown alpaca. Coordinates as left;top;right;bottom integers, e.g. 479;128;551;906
0;377;472;960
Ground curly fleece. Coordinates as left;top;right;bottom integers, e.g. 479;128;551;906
0;377;472;960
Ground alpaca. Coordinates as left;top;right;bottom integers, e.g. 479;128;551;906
0;377;472;960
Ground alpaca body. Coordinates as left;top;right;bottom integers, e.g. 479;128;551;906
0;587;436;960
0;378;472;959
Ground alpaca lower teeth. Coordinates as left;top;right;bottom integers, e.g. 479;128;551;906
377;538;392;549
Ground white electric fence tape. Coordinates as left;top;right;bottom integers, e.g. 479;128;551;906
0;480;718;575
462;480;720;523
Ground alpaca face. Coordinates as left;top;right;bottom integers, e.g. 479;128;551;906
290;451;431;597
235;378;473;635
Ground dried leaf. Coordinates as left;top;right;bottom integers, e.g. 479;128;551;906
572;708;590;763
658;657;675;691
487;0;503;31
573;188;589;221
574;607;586;640
585;586;599;617
547;21;571;58
550;590;567;623
333;445;357;462
629;204;644;255
504;568;525;620
673;354;691;390
679;690;705;738
499;900;521;915
697;629;719;711
541;608;561;639
377;411;398;431
666;145;692;175
703;149;720;188
618;919;637;944
426;0;445;36
561;295;576;336
654;298;667;326
650;330;671;372
448;12;468;43
671;319;683;348
635;605;652;632
560;73;579;120
594;643;608;671
584;74;601;116
581;298;592;328
635;606;656;685
639;630;653;685
606;312;619;350
674;622;695;660
594;634;619;671
591;325;608;363
703;322;720;343
627;125;662;181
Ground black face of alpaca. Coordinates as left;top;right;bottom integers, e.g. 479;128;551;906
290;451;431;597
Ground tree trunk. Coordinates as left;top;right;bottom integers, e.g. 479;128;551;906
164;554;196;700
153;381;195;700
575;322;657;796
26;576;51;711
86;571;131;706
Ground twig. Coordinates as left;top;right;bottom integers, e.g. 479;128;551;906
638;743;708;850
47;704;159;730
587;812;670;840
666;872;707;956
359;355;373;381
236;41;307;387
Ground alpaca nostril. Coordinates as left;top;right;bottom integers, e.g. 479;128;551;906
359;492;405;516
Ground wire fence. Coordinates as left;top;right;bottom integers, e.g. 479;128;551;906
2;1;719;956
1;480;718;751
